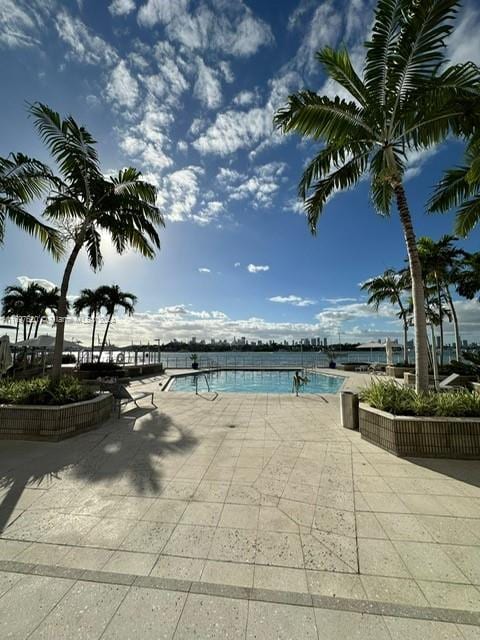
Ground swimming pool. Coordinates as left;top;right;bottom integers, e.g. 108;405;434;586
169;370;344;394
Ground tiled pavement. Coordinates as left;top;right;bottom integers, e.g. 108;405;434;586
0;380;479;638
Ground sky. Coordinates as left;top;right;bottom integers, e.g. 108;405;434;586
0;0;480;347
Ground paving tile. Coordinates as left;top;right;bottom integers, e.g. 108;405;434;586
443;545;480;585
313;506;356;537
383;616;465;639
361;492;410;513
393;541;469;583
247;600;318;639
258;506;298;533
457;623;480;638
81;518;135;549
120;521;174;553
302;531;358;573
151;555;205;580
307;570;366;599
163;524;215;559
201;560;254;588
254;565;307;593
355;512;387;539
278;499;315;528
0;539;32;560
256;531;304;568
0;574;74;639
416;516;480;545
361;575;429;606
375;513;433;542
29;580;128;639
102;550;158;576
143;499;188;523
219;504;259;530
313;608;390;639
102;586;187;639
358;538;410;578
418;580;480;611
226;484;262;505
0;570;23;598
174;593;248;639
180;502;223;526
208;527;257;564
61;546;113;571
109;496;156;520
193;481;230;503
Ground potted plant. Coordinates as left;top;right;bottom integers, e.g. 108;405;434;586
327;350;337;369
190;353;199;370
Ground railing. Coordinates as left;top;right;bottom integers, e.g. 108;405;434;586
195;373;211;394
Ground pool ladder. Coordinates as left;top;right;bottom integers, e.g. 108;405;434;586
195;373;211;394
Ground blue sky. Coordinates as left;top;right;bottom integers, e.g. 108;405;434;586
1;0;480;346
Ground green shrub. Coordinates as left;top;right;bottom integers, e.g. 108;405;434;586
0;376;95;406
360;379;480;417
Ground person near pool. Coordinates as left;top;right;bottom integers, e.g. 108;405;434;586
292;370;308;396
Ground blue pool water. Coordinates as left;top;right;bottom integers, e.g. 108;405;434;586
170;370;344;394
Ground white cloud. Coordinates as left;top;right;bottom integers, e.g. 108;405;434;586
105;60;139;109
0;0;54;48
322;297;358;304
198;267;211;273
156;166;204;222
269;295;317;307
218;162;287;208
109;0;136;16
193;71;301;156
138;0;273;57
16;276;57;291
193;201;224;226
232;90;257;107
247;264;270;273
448;5;480;66
55;11;118;66
138;0;189;27
404;146;439;181
194;57;222;109
234;262;241;268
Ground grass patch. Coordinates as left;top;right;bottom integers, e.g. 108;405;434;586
0;376;95;406
360;379;480;417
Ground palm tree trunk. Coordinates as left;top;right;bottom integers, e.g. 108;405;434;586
34;312;43;338
98;312;114;363
91;311;97;364
402;320;409;365
393;182;429;392
15;317;19;343
435;277;444;367
445;286;462;361
51;240;84;382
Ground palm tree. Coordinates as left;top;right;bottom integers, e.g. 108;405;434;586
1;283;45;340
97;285;137;363
0;153;60;253
32;286;63;338
73;287;108;362
361;269;410;364
456;252;480;301
274;0;480;391
418;235;466;362
29;103;164;381
429;133;480;237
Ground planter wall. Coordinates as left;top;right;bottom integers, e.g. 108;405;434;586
386;365;413;379
0;393;113;441
359;403;480;458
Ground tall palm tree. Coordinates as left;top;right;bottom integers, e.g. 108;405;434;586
32;286;62;338
73;287;108;362
29;103;164;381
97;285;137;362
361;269;410;364
0;153;60;254
274;0;480;391
1;283;46;341
429;133;480;236
417;235;465;362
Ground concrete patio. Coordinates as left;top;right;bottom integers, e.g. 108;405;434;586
0;378;479;638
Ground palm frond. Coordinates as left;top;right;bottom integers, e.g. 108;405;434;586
428;166;471;213
274;92;374;141
454;198;480;237
316;47;369;107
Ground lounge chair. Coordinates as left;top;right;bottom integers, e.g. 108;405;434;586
438;373;461;389
99;381;156;416
368;362;385;374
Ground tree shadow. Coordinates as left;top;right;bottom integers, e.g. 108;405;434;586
0;407;197;533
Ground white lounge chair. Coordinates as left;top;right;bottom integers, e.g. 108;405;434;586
439;373;460;389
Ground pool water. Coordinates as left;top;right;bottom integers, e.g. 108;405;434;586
170;370;344;394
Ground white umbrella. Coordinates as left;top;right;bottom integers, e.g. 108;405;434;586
15;335;83;351
385;337;394;365
0;335;13;375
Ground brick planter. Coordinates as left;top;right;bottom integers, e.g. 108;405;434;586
359;403;480;459
0;393;113;441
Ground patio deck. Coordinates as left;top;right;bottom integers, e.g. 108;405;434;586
0;379;479;638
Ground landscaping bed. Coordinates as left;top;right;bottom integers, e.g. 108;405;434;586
359;380;480;458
